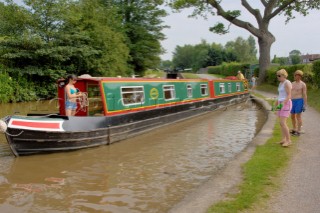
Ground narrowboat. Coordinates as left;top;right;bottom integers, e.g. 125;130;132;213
1;76;249;156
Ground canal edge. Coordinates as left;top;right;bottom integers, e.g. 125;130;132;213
168;94;277;213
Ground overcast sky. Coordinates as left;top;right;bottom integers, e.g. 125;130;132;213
160;1;320;61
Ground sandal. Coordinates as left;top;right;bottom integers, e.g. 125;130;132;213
291;131;300;136
282;141;292;147
290;129;296;134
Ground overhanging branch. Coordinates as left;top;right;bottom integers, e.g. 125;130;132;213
267;0;296;20
207;0;261;37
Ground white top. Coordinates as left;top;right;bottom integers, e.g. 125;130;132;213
278;79;291;101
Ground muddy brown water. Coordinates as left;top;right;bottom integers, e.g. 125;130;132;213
0;100;266;212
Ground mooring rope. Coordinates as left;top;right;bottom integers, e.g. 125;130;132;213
76;92;89;114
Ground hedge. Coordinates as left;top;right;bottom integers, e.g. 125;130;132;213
208;62;250;76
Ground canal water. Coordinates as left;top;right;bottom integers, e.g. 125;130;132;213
0;100;266;212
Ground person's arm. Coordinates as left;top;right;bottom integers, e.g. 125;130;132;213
284;81;292;104
302;82;308;106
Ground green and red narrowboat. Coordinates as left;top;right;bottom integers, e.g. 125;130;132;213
2;76;249;156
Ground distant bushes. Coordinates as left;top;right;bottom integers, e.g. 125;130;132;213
207;60;320;89
265;62;319;88
207;62;250;76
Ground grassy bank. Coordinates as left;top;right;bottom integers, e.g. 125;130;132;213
208;89;299;213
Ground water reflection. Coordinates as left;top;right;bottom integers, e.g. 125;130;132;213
0;101;266;212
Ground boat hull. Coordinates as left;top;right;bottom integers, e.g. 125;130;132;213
5;94;249;156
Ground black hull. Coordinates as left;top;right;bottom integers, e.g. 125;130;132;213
5;94;249;156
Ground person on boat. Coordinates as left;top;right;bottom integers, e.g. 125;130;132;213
65;74;82;116
290;70;307;136
236;71;245;80
276;69;292;147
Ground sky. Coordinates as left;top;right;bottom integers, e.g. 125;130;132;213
160;1;320;61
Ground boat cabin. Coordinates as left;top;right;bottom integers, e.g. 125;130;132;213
58;76;246;117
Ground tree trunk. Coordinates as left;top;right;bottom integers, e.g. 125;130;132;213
257;35;275;84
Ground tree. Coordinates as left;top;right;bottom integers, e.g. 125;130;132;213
111;0;168;74
206;42;237;66
170;0;320;83
225;36;257;63
289;49;301;65
60;0;130;76
160;60;173;70
272;55;288;65
172;44;194;70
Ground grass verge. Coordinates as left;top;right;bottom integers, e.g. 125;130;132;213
181;73;201;79
207;93;297;213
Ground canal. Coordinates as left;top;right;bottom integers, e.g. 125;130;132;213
0;100;266;212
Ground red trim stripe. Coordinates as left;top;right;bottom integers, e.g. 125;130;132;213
11;120;61;129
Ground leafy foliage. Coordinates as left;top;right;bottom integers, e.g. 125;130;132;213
225;36;257;63
207;62;250;77
112;0;168;74
172;36;256;72
0;0;168;102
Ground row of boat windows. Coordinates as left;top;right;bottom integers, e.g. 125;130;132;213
220;82;241;94
120;83;241;106
121;84;208;106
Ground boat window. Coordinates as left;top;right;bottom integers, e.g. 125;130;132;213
121;86;145;106
228;83;232;93
236;83;241;91
200;84;208;96
163;85;176;100
187;84;192;98
219;83;225;94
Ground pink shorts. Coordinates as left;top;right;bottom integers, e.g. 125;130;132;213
277;100;292;118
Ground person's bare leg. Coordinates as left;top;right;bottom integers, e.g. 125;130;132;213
66;109;72;116
291;113;297;131
296;113;302;132
280;117;291;146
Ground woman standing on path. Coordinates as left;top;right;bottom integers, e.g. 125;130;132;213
276;69;292;147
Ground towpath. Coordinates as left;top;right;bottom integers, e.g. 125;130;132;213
255;91;320;213
196;74;219;79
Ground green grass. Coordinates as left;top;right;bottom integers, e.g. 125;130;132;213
143;69;165;78
256;83;278;94
207;93;300;213
307;88;320;112
181;73;201;79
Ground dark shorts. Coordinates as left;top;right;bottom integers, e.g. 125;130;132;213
291;98;304;114
66;100;77;110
